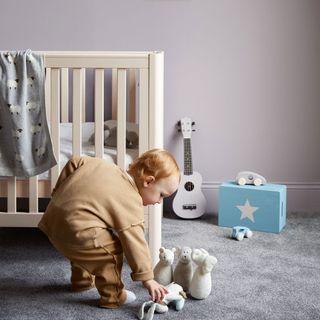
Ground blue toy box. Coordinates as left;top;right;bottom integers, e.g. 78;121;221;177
218;182;287;233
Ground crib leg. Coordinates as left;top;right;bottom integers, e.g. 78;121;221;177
148;204;162;268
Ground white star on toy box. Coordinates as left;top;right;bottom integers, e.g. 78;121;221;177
236;199;259;223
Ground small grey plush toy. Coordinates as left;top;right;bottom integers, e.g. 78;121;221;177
105;125;139;149
88;123;139;149
173;246;193;293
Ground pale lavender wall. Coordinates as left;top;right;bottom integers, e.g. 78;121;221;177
1;0;320;212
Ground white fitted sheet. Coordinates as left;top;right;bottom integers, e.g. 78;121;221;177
37;122;138;180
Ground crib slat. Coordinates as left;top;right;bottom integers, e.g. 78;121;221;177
7;177;16;213
61;68;69;123
112;69;117;120
129;69;136;123
82;68;86;122
94;69;105;158
139;69;149;154
117;69;127;170
50;68;61;190
73;68;83;157
45;68;51;125
29;176;38;213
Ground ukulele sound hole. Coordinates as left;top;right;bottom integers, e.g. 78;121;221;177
184;181;194;191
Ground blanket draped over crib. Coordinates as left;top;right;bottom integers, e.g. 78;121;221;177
0;50;56;177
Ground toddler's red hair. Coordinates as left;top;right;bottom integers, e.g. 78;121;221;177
127;148;180;185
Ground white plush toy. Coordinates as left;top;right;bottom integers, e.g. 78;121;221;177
137;282;186;320
153;247;175;286
173;246;193;293
190;248;218;300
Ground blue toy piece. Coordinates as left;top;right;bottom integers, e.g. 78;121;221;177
231;226;253;241
171;298;185;311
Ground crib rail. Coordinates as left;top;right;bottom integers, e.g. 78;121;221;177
43;51;150;69
0;51;163;265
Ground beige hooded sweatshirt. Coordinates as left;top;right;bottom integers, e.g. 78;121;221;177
38;156;153;282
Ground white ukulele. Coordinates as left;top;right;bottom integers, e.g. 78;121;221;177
173;118;207;219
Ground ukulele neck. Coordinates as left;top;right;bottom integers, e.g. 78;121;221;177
184;138;193;175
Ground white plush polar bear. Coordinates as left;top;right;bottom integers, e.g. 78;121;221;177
153;247;175;286
190;248;217;300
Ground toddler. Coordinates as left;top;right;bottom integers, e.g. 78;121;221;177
38;149;180;309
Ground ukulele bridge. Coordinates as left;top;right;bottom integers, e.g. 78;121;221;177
182;204;197;210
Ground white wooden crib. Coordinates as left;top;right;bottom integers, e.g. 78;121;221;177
0;51;164;266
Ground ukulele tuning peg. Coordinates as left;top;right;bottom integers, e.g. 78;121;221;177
177;121;181;127
192;121;195;126
192;129;196;132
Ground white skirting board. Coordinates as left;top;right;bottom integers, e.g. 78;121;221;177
202;182;320;213
0;212;43;227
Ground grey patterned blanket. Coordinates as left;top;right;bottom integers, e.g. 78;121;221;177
0;50;56;177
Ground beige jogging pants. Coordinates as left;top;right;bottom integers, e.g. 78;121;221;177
50;235;127;309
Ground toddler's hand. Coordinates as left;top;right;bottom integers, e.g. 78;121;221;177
142;279;168;303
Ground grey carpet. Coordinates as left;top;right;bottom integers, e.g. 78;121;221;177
0;211;319;320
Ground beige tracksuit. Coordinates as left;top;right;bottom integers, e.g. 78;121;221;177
38;156;153;308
